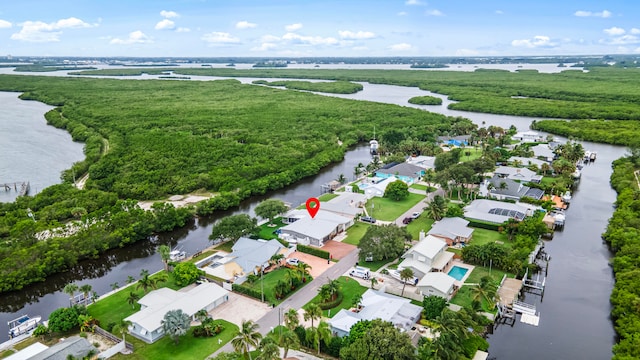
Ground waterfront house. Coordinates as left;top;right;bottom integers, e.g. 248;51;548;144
508;156;548;168
464;199;533;224
512;131;545;143
427;217;474;246
125;283;229;343
397;234;454;278
13;336;97;360
375;162;425;185
359;176;399;198
417;272;457;300
481;176;544;201
437;135;471;147
531;144;555;162
406;155;436;170
328;289;422;337
494;166;543;183
280;209;352;247
201;237;286;283
320;192;367;217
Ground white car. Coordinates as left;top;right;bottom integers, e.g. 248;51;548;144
410;212;422;219
286;258;300;266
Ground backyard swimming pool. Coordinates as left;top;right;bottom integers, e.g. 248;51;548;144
358;183;370;189
447;266;469;281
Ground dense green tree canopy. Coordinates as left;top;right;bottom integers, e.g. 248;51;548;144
384;180;410;201
209;214;259;243
47;305;86;333
339;319;416;360
357;224;411;262
254;199;288;225
172;262;204;286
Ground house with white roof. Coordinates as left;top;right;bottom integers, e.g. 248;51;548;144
464;199;534;224
397;234;454;278
417;272;457;300
406;155;436;170
512;131;545;143
427;217;474;246
480;176;544;201
280;209;353;247
125;283;229;343
202;237;286;282
328;289;422;337
531;144;556;162
508;156;548;168
375;162;425;185
320;192;367;217
494;166;543;183
359;176;399;198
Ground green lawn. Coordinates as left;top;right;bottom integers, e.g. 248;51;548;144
257;217;286;240
342;222;371;245
190;250;217;263
405;216;435;239
368;193;426;221
410;183;428;191
471;228;511;248
242;267;311;305
214;241;234;252
306;276;369;318
449;265;514;312
88;272;181;327
360;258;394;272
318;193;339;201
111;320;238;360
458;148;483;163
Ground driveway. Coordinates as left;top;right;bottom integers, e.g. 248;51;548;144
287;251;334;278
322;240;357;260
207;292;271;327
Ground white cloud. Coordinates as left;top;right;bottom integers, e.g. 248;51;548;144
176;27;190;33
282;32;338;45
160;10;179;19
110;30;152;45
285;23;302;32
574;10;611;18
251;42;277;51
352;46;368;51
426;9;444;16
601;34;639;45
495;10;504;15
0;19;12;28
338;30;376;40
604;27;625;36
511;35;556;48
261;34;281;42
201;31;240;45
389;43;413;51
236;21;257;29
155;19;175;30
11;17;92;42
397;11;407;16
405;0;423;5
456;48;479;56
631;28;640;35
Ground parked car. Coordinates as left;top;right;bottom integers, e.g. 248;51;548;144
410;211;422;219
349;266;371;280
286;258;300;266
361;216;376;224
402;217;412;224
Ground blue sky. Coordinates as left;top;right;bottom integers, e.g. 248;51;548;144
0;0;638;57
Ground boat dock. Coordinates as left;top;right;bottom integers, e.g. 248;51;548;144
1;181;30;197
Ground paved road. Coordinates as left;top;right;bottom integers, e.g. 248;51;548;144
209;248;359;358
394;187;445;227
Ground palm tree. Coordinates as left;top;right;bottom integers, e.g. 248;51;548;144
295;262;312;279
140;269;150;278
352;293;363;310
541;162;551;176
399;268;415;297
231;320;263;360
63;283;79;306
279;328;300;359
303;303;322;330
136;273;158;293
112;319;132;342
284;308;299;330
162;309;191;345
79;284;92;304
337;173;346;184
316;321;332;355
159;245;171;272
195;309;210;324
257;336;279;360
126;291;140;309
325;278;340;301
126;276;135;284
78;314;95;333
470;276;499;310
318;285;332;303
354;163;363;179
269;253;284;269
370;277;379;289
426;195;447;221
110;282;119;291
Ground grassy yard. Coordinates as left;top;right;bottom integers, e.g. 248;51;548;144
405;216;434;239
241;267;312;305
359;258;395;272
257;217;286;240
449;265;515;312
306;276;368;318
471;228;512;249
458;147;483;163
368;193;426;221
318;193;339;201
410;183;429;191
110;320;238;360
342;222;371;245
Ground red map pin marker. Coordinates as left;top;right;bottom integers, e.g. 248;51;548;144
306;197;320;218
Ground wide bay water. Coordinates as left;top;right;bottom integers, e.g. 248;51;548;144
0;67;618;359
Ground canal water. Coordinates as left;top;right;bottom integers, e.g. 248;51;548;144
0;73;619;359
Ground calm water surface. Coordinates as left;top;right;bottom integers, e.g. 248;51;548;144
0;70;618;359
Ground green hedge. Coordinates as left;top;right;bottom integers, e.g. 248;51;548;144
466;219;501;231
318;292;344;310
297;244;330;259
232;283;262;300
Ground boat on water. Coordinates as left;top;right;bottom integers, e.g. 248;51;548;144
170;247;186;262
8;315;41;339
562;191;572;204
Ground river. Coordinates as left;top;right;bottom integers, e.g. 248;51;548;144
0;71;618;359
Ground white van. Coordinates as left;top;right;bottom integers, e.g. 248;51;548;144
349;266;371;280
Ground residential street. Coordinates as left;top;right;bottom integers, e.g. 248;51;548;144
209;247;359;358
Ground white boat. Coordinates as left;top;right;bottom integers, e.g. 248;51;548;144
8;315;41;338
562;191;572;204
169;247;186;261
369;139;379;155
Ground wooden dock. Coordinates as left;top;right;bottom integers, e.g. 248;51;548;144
498;276;523;306
1;181;30;197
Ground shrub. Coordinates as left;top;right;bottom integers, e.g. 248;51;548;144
318;292;344;310
232;283;262;300
296;244;330;259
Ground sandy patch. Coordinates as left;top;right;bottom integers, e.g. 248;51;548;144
138;194;213;211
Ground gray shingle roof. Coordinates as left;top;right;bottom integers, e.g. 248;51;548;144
376;162;424;178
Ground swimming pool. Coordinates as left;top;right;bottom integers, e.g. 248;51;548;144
358;183;370;189
447;266;468;281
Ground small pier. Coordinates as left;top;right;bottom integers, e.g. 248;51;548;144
1;181;30;197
